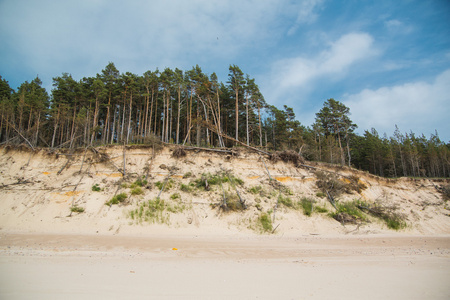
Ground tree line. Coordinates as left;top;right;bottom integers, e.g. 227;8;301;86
0;62;448;178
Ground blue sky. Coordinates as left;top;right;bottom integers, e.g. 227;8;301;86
1;0;449;141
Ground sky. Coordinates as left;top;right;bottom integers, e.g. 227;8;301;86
1;0;449;141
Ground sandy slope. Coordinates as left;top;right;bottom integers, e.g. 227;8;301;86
0;145;449;299
0;145;449;236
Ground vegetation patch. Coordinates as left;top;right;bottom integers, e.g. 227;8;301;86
180;183;193;192
70;205;85;213
299;197;314;216
270;150;304;167
131;177;148;188
194;172;243;190
129;198;186;224
131;187;144;195
316;191;326;198
155;179;174;190
106;192;128;205
356;201;407;230
170;193;181;200
278;194;294;208
258;212;273;233
329;200;367;224
91;184;101;192
183;172;193;179
249;185;263;194
220;191;246;212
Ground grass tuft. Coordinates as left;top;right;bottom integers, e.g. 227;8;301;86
106;192;127;205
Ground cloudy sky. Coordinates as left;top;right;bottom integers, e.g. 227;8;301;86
1;0;449;141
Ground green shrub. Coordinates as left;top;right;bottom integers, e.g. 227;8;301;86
183;172;192;178
170;193;180;200
299;197;314;216
316;191;325;198
249;185;263;194
315;205;328;213
155;179;173;190
91;184;101;192
129;197;186;224
131;177;148;188
279;194;294;208
70;205;85;213
106;192;128;205
131;187;144;195
180;183;192;192
258;213;273;233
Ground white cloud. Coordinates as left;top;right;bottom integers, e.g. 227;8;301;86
269;32;376;91
384;19;414;35
343;69;450;140
287;0;324;35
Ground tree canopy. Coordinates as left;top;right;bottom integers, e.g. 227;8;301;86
0;63;448;178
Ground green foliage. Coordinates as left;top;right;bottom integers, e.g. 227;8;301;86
183;172;193;179
170;193;180;200
131;177;148;188
193;173;243;190
70;205;85;213
131;187;144;195
258;213;273;233
129;198;186;224
278;194;294;208
91;184;101;192
155;179;174;190
316;192;326;198
249;185;263;194
356;200;407;230
180;183;192;192
221;191;246;212
106;192;127;205
299;197;314;216
315;205;328;213
335;201;366;220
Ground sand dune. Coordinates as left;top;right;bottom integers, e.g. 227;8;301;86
0;146;449;299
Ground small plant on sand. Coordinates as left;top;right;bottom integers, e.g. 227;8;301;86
258;212;273;233
299;197;314;216
91;184;101;192
155;179;174;190
316;191;326;198
129;197;186;224
183;172;192;179
279;194;294;208
131;187;144;195
356;200;407;230
249;185;263;194
131;177;148;188
70;205;85;213
106;192;128;205
170;193;180;200
180;183;192;192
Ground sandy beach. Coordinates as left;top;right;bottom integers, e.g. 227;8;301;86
1;232;449;299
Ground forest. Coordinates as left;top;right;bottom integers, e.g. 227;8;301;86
0;62;449;178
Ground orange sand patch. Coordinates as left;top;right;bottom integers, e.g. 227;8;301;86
63;191;83;197
171;175;183;179
42;172;50;175
275;176;294;182
95;172;123;177
247;176;260;180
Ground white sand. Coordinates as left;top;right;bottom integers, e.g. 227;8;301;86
1;233;449;299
